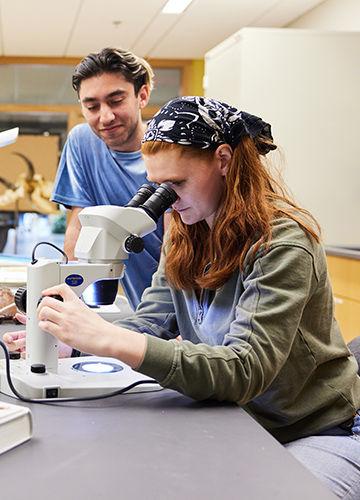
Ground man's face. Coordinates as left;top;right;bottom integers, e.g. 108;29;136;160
144;148;227;228
79;72;150;152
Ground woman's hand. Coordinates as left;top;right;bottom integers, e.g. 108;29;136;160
38;284;117;357
5;283;147;369
39;283;147;368
3;310;72;358
3;330;26;355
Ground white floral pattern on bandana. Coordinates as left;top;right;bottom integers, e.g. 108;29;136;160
143;96;275;154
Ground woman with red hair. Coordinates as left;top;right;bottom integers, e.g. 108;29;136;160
6;96;360;497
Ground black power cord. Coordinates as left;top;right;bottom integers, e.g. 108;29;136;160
31;241;69;265
0;340;159;404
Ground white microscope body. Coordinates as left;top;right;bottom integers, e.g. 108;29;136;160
0;184;176;398
26;204;156;372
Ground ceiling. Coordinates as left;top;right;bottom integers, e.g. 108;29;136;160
0;0;326;59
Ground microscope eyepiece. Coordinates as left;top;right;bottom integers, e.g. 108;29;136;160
125;184;156;208
138;183;178;222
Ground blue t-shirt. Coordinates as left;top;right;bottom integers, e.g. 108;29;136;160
51;123;163;309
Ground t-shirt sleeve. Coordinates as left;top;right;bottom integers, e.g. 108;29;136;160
51;128;94;208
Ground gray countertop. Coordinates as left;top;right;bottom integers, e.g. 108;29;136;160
0;326;336;499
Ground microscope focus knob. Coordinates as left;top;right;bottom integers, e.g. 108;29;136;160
30;363;46;374
124;234;144;254
37;295;63;306
15;287;27;313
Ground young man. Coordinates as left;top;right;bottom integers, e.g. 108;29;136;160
51;48;164;310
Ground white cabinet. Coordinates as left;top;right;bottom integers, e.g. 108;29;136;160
204;28;360;246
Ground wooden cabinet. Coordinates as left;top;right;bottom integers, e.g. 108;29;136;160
327;254;360;343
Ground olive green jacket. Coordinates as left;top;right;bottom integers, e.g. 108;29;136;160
115;218;360;443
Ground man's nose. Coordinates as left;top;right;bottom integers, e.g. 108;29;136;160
99;105;115;124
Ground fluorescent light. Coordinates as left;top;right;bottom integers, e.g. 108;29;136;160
162;0;193;14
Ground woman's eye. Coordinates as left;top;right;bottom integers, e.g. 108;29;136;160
168;180;184;187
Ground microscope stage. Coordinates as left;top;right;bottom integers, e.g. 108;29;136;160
0;356;161;399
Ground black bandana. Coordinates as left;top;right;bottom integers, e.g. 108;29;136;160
143;96;276;154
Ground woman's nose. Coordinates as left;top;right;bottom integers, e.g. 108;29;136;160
172;199;181;210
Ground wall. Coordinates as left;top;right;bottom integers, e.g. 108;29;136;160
204;28;360;246
288;0;360;29
0;56;205;131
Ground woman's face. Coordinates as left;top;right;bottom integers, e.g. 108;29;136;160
144;146;231;227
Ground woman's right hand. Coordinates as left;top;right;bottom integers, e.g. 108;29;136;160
2;312;27;353
2;330;26;354
2;312;72;358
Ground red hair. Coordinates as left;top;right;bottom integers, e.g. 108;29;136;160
142;138;320;290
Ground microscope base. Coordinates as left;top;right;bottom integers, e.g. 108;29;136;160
0;356;162;399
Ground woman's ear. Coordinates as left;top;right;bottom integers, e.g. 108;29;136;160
215;144;233;176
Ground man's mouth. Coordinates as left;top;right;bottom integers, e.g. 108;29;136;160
101;125;122;132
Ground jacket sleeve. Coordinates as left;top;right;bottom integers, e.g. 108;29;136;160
113;253;180;340
138;244;317;403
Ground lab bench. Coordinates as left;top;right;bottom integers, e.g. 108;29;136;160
0;324;335;500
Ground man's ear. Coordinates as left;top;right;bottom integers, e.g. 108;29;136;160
138;84;150;109
215;144;233;176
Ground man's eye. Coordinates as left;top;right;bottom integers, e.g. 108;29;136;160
86;105;98;111
109;99;122;106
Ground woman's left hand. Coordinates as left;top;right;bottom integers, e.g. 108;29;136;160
38;284;111;357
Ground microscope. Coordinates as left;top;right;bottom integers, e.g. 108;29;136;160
0;182;177;399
